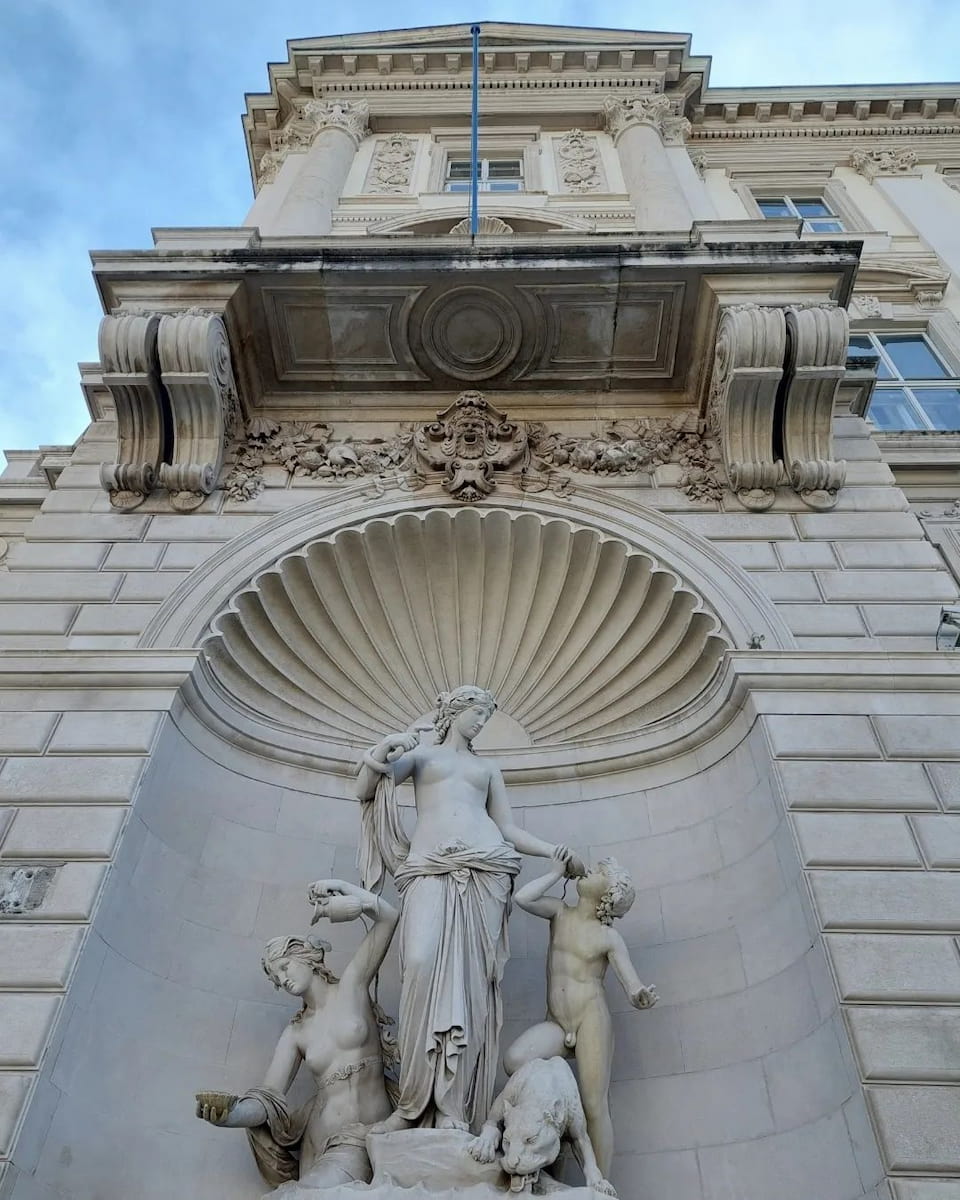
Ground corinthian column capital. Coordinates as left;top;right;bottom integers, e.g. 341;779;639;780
602;93;689;144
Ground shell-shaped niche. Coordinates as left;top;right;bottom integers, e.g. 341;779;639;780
202;508;730;751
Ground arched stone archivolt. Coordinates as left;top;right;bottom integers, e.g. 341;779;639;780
142;487;793;773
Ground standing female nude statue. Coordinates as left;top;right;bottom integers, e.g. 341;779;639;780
356;685;582;1134
196;880;398;1190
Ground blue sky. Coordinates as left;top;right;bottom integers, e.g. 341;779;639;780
1;0;958;461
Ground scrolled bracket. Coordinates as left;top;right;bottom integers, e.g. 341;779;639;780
156;310;239;511
707;305;786;512
782;306;848;510
98;312;168;510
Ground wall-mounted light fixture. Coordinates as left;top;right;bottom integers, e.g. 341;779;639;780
936;605;960;650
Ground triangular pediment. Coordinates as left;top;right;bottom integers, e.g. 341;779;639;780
285;22;693;54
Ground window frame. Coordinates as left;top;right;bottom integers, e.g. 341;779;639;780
733;173;869;235
850;327;960;432
427;131;541;196
755;194;845;233
444;156;525;194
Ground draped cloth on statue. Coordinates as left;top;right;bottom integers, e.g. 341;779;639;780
393;842;521;1130
240;1086;371;1189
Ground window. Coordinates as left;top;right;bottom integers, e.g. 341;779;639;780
756;195;845;233
444;158;523;193
849;332;960;431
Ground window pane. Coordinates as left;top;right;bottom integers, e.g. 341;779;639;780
487;160;521;179
805;218;844;233
447;160;475;179
879;335;949;380
757;199;791;218
487;181;523;192
913;387;960;430
868;387;927;430
445;182;470;192
848;336;894;379
793;199;833;218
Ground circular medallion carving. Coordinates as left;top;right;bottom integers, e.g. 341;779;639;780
417;286;523;381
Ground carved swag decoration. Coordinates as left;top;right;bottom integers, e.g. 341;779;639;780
221;392;724;505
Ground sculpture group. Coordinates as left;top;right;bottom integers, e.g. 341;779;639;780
197;686;657;1196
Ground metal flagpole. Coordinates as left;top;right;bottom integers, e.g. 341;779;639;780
470;23;480;240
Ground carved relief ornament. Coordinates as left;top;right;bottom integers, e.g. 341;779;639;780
221;393;723;505
365;133;417;194
707;303;848;511
100;309;241;511
258;96;370;185
556;130;607;193
850;147;919;180
602;94;691;145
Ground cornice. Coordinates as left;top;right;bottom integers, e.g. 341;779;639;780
690;121;960;142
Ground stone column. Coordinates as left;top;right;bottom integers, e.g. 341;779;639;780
602;94;695;232
258;97;369;237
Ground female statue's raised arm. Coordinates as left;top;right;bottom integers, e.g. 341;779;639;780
356;732;419;801
307;878;398;990
486;766;585;874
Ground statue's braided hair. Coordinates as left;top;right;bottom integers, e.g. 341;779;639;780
433;685;496;750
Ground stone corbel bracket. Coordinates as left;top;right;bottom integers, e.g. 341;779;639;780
156;311;240;511
782;306;848;511
99;312;169;509
99;309;239;512
708;304;848;512
708;305;786;511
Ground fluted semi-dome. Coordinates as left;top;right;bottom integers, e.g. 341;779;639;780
201;507;730;750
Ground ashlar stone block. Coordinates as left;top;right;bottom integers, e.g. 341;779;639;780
48;711;162;755
765;715;880;759
811;870;960;931
911;816;960;867
793;813;920;867
0;995;60;1067
818;570;956;603
0;756;145;803
778;760;938;811
0;714;57;755
0;1073;32;1156
868;1085;960;1173
0;926;84;989
826;934;960;1002
1;806;125;859
849;1005;960;1082
874;717;960;761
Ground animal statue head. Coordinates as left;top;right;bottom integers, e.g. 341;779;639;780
499;1094;565;1193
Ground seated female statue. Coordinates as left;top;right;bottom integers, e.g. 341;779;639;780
196;879;398;1192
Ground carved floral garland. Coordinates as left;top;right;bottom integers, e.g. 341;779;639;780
221;396;723;505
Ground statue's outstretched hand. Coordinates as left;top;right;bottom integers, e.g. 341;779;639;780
630;984;659;1010
195;1091;237;1126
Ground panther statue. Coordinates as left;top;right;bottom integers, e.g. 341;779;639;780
468;1057;616;1196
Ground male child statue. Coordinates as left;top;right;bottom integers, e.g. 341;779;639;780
502;850;658;1177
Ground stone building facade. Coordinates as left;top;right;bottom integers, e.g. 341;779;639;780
1;22;960;1200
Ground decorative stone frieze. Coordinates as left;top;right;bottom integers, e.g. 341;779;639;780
99;311;167;509
365;133;417;193
707;305;786;512
707;303;847;511
782;305;849;511
256;96;369;186
689;150;707;178
851;293;883;318
99;308;241;511
0;865;56;914
222;395;721;504
850;147;920;179
555;130;607;193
